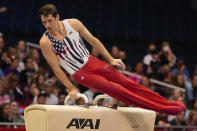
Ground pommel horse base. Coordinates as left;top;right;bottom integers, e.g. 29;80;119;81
25;94;156;131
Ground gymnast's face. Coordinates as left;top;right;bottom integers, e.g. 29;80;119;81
41;14;59;32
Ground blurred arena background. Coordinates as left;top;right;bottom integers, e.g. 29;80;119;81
0;0;197;130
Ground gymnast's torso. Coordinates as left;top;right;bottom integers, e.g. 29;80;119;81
44;19;90;75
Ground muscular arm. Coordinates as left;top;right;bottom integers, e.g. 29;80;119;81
39;36;77;93
68;19;125;70
69;19;114;63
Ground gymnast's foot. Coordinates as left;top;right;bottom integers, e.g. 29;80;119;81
168;101;186;109
163;106;183;115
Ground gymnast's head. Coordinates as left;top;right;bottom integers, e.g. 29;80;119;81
39;4;60;31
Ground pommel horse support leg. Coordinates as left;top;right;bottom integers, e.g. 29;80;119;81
24;94;156;131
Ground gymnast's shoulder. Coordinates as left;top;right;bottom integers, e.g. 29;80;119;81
39;34;51;47
66;18;85;29
66;18;82;24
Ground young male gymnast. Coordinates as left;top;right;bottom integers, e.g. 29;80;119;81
39;4;185;115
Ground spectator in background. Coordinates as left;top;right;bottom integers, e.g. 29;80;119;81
146;56;164;81
188;111;197;128
57;91;67;105
173;73;186;89
38;61;51;77
177;96;185;103
0;68;4;82
119;50;131;71
172;60;193;104
0;50;6;81
19;57;36;85
110;45;119;59
140;77;155;91
4;56;19;76
0;82;10;104
168;95;186;123
0;52;10;71
174;73;194;108
53;83;60;97
170;111;187;130
159;41;176;68
0;35;7;55
76;97;85;105
16;40;27;72
171;58;191;79
169;89;183;101
168;96;186;123
10;101;24;123
185;99;197;122
155;112;171;127
16;40;27;61
93;93;105;106
6;74;23;103
118;50;126;64
0;103;12;122
17;57;37;105
43;81;58;105
45;72;58;84
35;73;45;91
160;64;173;84
28;83;39;104
33;81;58;105
192;75;197;99
37;93;46;104
28;48;40;72
7;47;18;59
128;62;145;83
159;65;174;98
143;42;157;66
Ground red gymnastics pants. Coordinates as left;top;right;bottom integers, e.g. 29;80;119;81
72;55;184;115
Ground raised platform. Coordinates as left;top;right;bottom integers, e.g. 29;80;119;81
25;105;156;131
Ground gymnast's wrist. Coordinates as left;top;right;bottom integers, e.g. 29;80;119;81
66;86;78;93
108;57;114;64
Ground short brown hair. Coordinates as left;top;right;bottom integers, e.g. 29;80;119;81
39;4;58;18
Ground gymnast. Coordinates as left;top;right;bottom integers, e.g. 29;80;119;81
39;4;185;115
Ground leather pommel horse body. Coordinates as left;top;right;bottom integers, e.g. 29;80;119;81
25;94;156;131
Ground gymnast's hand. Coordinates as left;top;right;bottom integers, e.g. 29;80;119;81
110;59;126;70
68;88;79;99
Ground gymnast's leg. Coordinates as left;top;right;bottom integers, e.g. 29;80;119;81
98;61;185;109
72;72;182;115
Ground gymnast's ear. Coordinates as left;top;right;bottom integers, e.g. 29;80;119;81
56;14;60;20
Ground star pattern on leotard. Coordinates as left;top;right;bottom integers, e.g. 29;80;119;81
45;32;65;54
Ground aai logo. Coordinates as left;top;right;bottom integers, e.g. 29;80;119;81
66;118;100;129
